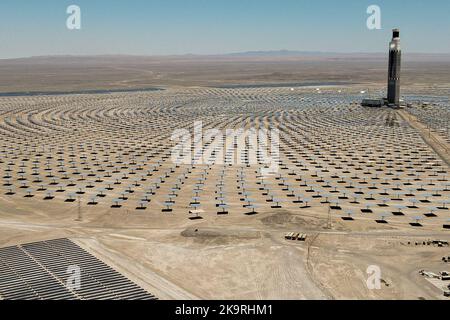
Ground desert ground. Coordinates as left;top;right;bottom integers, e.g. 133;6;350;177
1;53;449;93
0;55;449;300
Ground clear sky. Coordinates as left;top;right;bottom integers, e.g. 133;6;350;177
0;0;449;59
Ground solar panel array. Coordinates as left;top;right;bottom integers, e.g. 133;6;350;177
0;238;157;300
1;89;449;228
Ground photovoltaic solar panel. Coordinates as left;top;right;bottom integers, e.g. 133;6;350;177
0;238;157;300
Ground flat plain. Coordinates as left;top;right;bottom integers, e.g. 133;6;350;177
0;54;449;300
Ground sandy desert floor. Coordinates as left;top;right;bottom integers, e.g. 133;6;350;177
0;82;449;300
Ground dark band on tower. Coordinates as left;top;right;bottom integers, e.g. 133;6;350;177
387;28;401;106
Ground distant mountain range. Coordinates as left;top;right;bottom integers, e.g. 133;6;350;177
2;50;449;62
224;50;450;59
225;50;344;57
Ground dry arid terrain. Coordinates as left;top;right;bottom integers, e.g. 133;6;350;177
0;54;449;300
0;53;449;93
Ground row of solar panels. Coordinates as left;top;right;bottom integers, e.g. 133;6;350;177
0;238;156;300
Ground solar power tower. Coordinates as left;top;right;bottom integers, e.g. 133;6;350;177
387;29;402;106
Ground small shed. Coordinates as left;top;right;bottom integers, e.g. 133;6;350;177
362;98;384;107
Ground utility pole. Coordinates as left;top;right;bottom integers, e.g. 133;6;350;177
76;196;82;222
327;204;332;230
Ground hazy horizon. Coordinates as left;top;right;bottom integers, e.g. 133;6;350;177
2;50;450;61
1;0;450;59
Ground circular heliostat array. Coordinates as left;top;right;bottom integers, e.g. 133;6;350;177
0;87;449;230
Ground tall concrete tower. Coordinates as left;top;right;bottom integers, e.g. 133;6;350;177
387;29;401;106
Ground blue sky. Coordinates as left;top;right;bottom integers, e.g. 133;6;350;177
0;0;449;58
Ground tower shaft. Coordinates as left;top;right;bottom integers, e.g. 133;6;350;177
387;29;401;106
